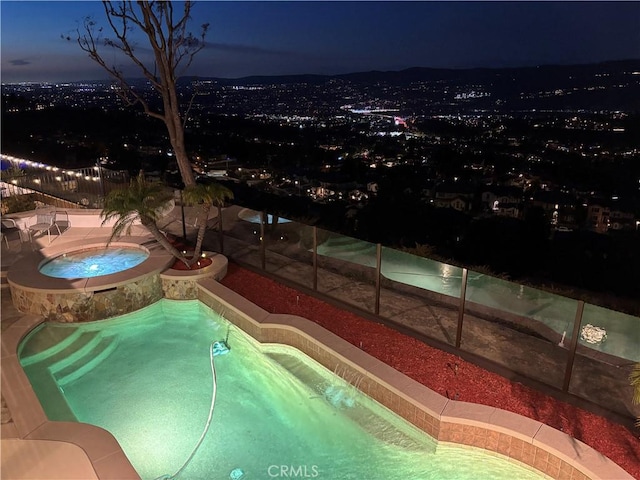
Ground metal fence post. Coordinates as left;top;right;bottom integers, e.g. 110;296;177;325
260;210;266;271
455;268;469;348
313;226;318;291
563;300;585;392
375;243;382;315
218;206;224;254
96;163;106;199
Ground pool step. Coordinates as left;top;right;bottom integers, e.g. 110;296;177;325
53;336;119;387
20;330;89;367
22;365;77;422
48;333;104;375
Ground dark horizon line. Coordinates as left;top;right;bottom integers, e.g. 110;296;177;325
3;58;640;85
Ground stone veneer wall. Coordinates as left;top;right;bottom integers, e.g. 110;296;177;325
9;275;163;322
161;253;228;300
197;282;627;480
161;277;200;300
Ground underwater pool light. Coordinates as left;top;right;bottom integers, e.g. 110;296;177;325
229;468;245;479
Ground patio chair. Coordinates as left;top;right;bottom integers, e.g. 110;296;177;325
1;218;25;249
54;210;70;234
28;208;61;245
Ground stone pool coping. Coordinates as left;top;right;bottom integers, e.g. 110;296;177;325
1;277;633;480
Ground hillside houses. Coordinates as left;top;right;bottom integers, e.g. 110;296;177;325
433;182;474;212
588;201;637;233
531;190;579;228
481;185;523;218
423;183;638;233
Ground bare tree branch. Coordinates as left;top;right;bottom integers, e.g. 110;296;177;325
72;0;208;187
182;82;202;130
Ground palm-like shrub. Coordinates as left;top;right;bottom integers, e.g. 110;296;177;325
101;172;188;266
183;181;233;263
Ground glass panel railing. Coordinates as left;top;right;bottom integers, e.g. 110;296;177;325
465;274;579;338
568;303;640;418
264;216;315;290
220;206;264;269
214;204;639;417
379;248;461;345
316;229;377;313
381;248;463;298
200;205;228;255
461;273;574;389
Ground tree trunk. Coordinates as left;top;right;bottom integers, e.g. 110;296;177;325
164;78;195;187
164;111;203;244
270;214;280;233
141;217;190;267
164;109;196;187
189;203;211;265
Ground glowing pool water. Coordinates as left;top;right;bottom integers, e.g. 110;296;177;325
19;300;544;480
39;247;149;278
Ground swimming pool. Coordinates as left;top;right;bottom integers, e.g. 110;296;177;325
39;246;150;278
19;300;545;480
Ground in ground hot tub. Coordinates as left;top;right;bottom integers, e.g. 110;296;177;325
39;246;150;279
8;236;175;322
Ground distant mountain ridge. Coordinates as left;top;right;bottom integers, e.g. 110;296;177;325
187;59;640;86
6;59;636;112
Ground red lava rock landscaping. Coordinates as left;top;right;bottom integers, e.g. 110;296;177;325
167;235;213;270
170;256;213;271
221;263;640;478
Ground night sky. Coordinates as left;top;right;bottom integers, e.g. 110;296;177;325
1;1;639;83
